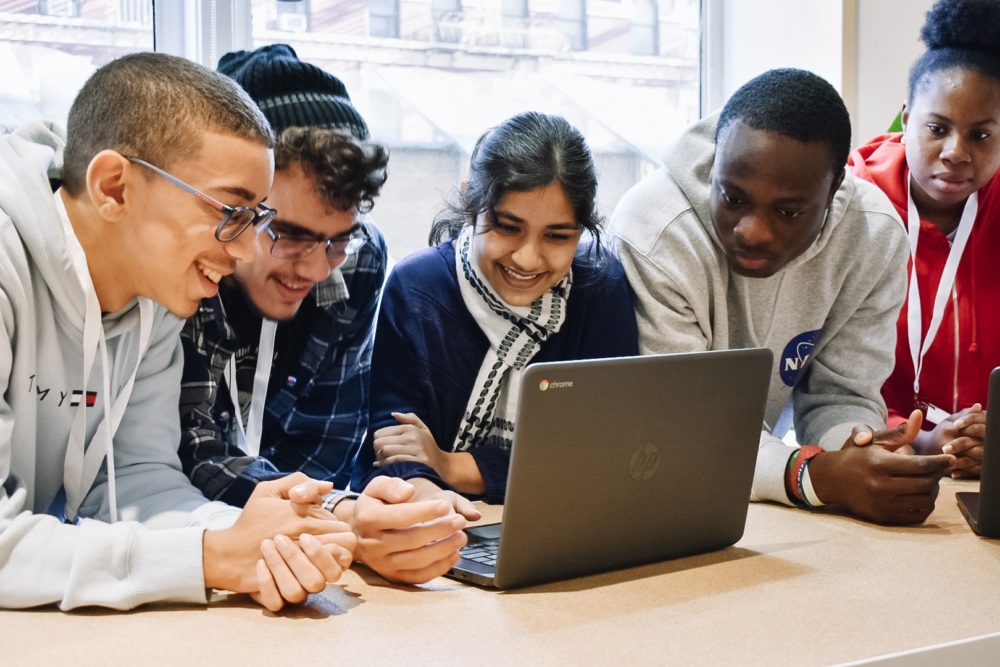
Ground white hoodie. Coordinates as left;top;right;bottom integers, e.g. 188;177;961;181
610;114;909;504
0;121;239;610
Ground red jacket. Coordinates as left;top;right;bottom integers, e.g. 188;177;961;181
848;133;1000;427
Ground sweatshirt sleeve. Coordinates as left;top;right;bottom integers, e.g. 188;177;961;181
791;216;909;450
0;310;240;610
614;236;716;355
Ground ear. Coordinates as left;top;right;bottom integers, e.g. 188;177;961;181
85;150;133;222
826;167;845;208
900;103;910;132
460;180;468;193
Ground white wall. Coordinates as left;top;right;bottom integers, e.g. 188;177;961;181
707;0;935;149
853;0;934;142
719;0;844;109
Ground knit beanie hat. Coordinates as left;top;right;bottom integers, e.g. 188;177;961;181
217;43;370;140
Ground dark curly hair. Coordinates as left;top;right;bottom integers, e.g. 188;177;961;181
716;68;851;174
429;111;603;248
908;0;1000;103
274;126;388;213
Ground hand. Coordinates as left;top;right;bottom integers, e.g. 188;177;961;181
250;531;354;612
854;409;923;454
944;405;986;479
909;403;982;456
808;416;955;525
373;412;448;469
373;412;484;493
335;476;482;585
203;473;357;611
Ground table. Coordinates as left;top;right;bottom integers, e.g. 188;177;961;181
6;479;1000;666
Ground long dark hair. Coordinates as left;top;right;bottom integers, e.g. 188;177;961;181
429;111;603;250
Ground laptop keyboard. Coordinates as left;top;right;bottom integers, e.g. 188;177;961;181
460;539;499;566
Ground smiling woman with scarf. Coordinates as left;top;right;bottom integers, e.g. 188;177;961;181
351;112;639;503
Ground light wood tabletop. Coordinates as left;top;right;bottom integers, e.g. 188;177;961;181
5;479;1000;666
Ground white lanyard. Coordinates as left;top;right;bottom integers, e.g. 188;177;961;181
64;295;154;523
906;183;978;397
224;319;277;457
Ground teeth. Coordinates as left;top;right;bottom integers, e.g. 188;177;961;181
502;266;541;281
201;267;222;284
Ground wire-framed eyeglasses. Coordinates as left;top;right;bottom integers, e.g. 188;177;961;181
127;157;276;242
264;223;369;262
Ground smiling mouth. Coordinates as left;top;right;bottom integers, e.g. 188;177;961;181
276;277;312;293
501;265;543;282
198;263;224;284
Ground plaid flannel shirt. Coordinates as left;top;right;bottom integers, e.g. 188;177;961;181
178;222;387;506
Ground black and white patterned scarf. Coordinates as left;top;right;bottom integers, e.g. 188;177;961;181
452;224;572;452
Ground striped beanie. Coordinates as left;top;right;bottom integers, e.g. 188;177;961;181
217;43;369;140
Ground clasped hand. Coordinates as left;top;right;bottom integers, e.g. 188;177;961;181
203;473;357;612
810;410;955;525
917;404;986;478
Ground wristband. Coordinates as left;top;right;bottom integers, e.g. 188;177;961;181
321;489;360;515
799;461;825;508
790;445;823;506
785;448;803;503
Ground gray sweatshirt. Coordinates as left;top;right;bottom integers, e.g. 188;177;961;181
0;121;239;610
610;114;908;504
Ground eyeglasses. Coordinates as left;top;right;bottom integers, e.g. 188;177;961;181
127;157;277;242
265;224;369;262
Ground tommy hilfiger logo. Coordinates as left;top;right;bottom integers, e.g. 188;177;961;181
70;391;97;407
28;375;97;407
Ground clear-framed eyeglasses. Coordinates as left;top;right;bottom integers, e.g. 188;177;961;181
127;157;276;242
265;224;369;262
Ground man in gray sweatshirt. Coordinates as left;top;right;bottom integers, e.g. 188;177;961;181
611;68;954;525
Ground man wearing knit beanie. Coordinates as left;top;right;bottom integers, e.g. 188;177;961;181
178;44;481;585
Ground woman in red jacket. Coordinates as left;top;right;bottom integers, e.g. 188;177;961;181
848;0;1000;478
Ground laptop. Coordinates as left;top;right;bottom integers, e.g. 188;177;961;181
957;367;1000;538
447;348;773;589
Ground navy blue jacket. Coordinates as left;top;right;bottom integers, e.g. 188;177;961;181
353;240;639;503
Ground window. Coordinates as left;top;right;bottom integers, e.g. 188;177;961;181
368;0;399;38
557;0;587;52
247;0;701;259
632;0;658;56
0;0;702;262
0;0;154;127
276;0;309;33
432;0;462;44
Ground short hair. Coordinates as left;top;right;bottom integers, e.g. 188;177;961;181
716;68;852;173
908;0;1000;103
274;127;389;214
62;52;274;196
429;111;603;247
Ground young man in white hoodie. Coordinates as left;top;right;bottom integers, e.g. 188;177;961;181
611;68;956;525
0;52;359;612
